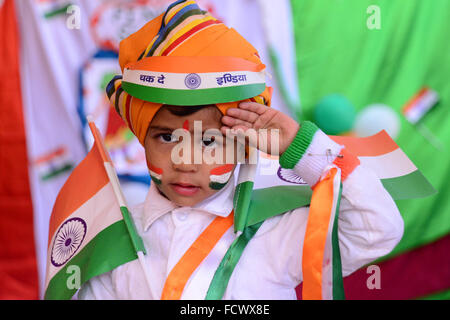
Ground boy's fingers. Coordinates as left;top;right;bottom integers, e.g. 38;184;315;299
220;125;252;136
221;125;258;149
221;126;230;135
226;108;259;123
238;102;267;115
222;115;253;128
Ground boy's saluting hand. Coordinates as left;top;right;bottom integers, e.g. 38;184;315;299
221;102;300;156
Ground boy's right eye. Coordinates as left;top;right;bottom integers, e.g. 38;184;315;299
158;133;178;143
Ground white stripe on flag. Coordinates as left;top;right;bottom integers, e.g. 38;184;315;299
358;148;417;179
404;90;438;124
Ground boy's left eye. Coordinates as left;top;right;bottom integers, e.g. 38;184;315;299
202;138;216;147
202;136;217;148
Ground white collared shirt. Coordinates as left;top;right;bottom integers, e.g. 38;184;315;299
78;133;404;300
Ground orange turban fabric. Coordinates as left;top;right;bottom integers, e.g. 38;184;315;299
106;0;273;146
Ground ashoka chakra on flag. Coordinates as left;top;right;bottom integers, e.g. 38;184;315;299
277;167;307;185
50;217;87;267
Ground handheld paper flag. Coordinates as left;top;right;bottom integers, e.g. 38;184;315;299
44;119;146;300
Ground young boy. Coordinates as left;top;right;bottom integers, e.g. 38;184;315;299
78;0;403;300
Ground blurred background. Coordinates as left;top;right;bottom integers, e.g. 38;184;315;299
0;0;449;300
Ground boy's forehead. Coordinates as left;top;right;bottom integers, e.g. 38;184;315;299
150;106;223;130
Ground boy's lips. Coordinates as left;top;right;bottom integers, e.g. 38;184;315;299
170;182;200;196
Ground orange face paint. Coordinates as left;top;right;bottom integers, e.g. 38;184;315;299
182;120;189;131
147;161;163;185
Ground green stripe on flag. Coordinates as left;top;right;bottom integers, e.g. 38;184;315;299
122;81;265;106
120;206;146;254
44;4;72;19
233;181;254;232
41;163;73;181
44;220;138;300
381;170;436;200
331;183;345;300
246;185;312;227
418;288;450;300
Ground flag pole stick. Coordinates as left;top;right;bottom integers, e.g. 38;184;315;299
416;123;444;152
86;115;153;296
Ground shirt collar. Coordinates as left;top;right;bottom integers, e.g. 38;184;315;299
142;176;235;231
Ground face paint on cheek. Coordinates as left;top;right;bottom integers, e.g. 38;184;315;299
147;161;163;185
209;164;234;190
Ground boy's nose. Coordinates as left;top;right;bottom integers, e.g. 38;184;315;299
172;161;198;173
170;137;201;172
171;147;198;172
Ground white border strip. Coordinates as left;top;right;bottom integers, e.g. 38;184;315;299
123;68;266;90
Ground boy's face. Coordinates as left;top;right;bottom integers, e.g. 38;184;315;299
144;105;238;207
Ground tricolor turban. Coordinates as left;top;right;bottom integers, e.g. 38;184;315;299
106;0;272;146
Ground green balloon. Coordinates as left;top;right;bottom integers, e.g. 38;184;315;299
313;94;356;135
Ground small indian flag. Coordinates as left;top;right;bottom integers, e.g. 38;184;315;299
34;146;73;181
44;118;146;300
402;87;439;124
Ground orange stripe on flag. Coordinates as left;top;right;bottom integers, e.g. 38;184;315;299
47;142;109;247
402;87;429;114
330;130;398;157
302;168;338;300
33;146;66;165
161;211;234;300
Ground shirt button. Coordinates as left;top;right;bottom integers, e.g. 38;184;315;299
177;212;188;221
